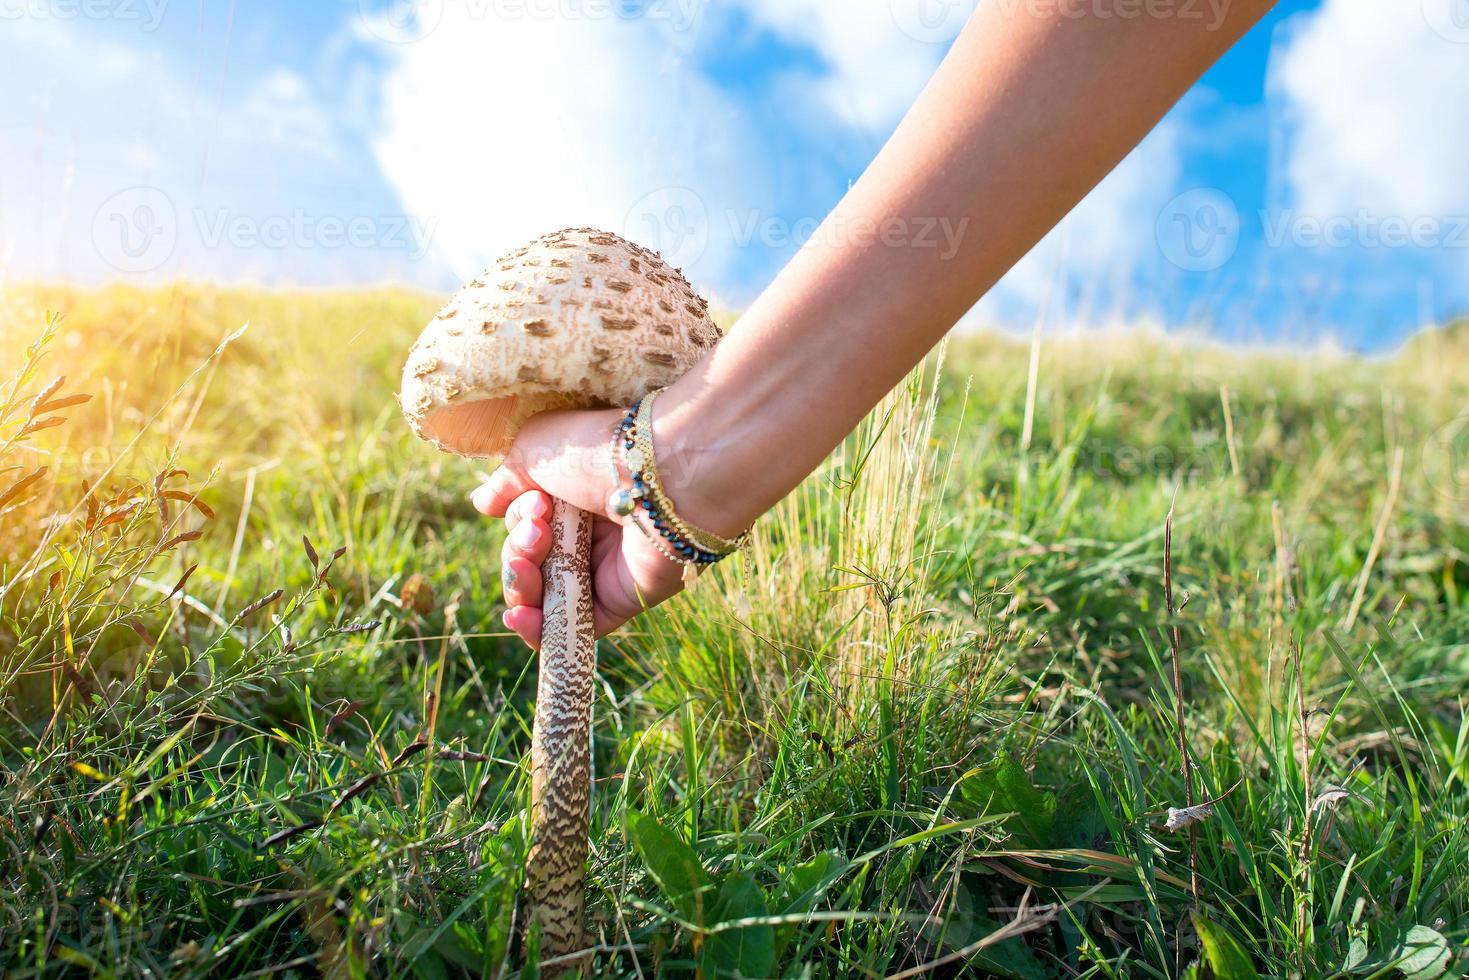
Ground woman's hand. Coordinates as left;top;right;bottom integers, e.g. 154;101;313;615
470;407;696;649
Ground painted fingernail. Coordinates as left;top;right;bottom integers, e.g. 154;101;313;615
511;520;542;550
501;564;518;593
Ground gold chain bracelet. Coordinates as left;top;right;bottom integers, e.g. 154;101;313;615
632;390;749;555
606;390;750;582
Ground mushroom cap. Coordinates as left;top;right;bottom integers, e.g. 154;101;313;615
401;227;720;458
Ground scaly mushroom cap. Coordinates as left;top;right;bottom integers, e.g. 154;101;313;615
400;227;720;458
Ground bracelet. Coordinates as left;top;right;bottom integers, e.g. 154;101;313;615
632;390;748;555
606;390;749;578
612;392;739;564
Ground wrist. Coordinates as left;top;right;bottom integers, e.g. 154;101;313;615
649;378;774;541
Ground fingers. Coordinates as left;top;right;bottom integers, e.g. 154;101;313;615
469;405;640;651
500;555;543;609
501;516;551;587
478;408;626;519
495;510;690;649
500;510;552;648
503;489;551;533
587;522;690;638
503;605;543;650
501;509;551;568
470;465;537;518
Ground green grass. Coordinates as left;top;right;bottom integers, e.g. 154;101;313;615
1;284;1466;978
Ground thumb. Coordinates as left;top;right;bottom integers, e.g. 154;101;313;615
470;408;620;519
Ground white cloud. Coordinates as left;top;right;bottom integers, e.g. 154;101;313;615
3;0;1191;316
238;69;342;163
1270;0;1469;221
720;0;1189;330
369;0;1189;325
0;18;411;287
369;4;773;293
732;0;962;132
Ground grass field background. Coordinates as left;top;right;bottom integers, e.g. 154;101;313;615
1;285;1466;977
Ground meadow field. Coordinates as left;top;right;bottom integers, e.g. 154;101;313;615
1;284;1466;978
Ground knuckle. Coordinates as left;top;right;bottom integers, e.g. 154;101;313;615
500;449;534;481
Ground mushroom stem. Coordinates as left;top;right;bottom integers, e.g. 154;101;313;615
526;498;596;964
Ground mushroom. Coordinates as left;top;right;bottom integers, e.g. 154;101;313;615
400;227;718;961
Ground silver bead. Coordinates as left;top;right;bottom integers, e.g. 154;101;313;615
609;488;636;517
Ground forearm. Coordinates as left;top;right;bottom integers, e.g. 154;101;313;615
659;0;1274;535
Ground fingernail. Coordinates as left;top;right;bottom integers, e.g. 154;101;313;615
527;494;549;519
511;520;542;550
470;486;491;512
501;564;518;593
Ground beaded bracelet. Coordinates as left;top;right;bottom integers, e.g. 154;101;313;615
632;392;748;554
606;389;749;581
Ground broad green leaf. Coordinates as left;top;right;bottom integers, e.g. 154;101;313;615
700;872;775;979
1194;915;1260;980
1342;935;1369;972
777;850;845;914
773;850;846;960
452;922;488;965
407;945;447;980
626;810;710;924
479;874;515;974
432;925;482;972
958;752;1056;848
917;882;1045;980
1049;781;1109;855
1393;925;1450;979
398;912;448;980
962;915;1049;980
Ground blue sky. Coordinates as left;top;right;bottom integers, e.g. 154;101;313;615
2;0;1466;350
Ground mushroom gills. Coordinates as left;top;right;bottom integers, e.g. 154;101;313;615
418;398;522;458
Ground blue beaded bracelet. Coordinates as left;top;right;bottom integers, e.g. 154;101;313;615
608;396;726;567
